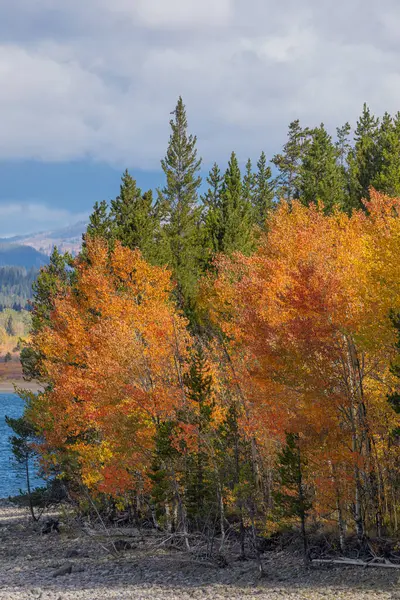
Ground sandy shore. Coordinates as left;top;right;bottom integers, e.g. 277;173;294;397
0;501;399;599
0;380;42;394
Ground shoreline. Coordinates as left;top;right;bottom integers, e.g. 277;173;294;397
0;380;42;394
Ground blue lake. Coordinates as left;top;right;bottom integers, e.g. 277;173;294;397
0;393;44;498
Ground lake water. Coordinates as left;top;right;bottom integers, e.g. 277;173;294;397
0;393;44;498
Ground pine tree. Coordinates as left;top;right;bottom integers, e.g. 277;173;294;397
5;411;40;520
218;401;250;559
183;345;215;520
85;200;112;240
274;433;312;563
110;170;159;262
373;112;400;196
336;122;352;169
202;163;224;262
272;120;310;201
149;420;179;531
242;159;256;205
299;124;346;212
253;151;274;227
20;247;73;382
348;104;380;210
219;152;254;255
158;97;203;309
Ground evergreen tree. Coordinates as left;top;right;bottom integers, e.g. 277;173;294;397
336;122;352;211
158;97;203;309
5;314;16;336
218;401;250;559
219;152;254;255
348;103;380;210
272;120;310;201
110;170;159;262
202;163;224;261
253;151;274;227
5;411;40;520
274;433;312;563
20;247;73;382
299;124;346;212
183;345;215;520
373;112;400;196
336;122;352;169
242;159;256;205
85;200;112;241
149;420;179;531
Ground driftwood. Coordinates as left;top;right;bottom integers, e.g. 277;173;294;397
312;558;400;569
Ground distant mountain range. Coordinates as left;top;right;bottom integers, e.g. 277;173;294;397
0;221;87;271
0;244;48;270
0;221;87;259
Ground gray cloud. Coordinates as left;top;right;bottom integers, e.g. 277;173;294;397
0;202;89;237
0;0;399;168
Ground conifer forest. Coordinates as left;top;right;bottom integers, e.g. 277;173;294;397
19;98;400;561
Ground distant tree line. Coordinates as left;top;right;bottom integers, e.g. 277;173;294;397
0;266;37;311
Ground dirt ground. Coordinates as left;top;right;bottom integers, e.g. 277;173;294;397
1;500;400;599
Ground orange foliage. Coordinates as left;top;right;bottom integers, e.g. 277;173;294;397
26;191;400;531
29;238;191;494
203;191;400;519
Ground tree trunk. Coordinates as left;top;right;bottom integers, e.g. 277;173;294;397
165;501;173;533
300;510;308;565
331;462;346;553
217;481;226;552
297;445;308;565
251;512;265;577
25;455;37;522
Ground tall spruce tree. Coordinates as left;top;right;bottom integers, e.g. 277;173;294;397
336;122;352;211
85;200;112;241
158;97;203;309
202;162;224;261
299;124;346;212
274;433;312;563
348;103;380;210
373;112;400;196
218;152;254;255
110;170;159;262
272;120;310;201
242;159;256;205
183;345;215;520
336;122;352;169
253;151;274;227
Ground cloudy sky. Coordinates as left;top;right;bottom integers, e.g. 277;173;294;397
1;0;400;235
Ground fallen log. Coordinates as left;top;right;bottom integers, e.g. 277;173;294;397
312;558;400;569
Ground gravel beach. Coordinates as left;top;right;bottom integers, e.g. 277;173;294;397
0;500;399;600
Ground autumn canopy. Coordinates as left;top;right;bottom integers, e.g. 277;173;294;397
20;188;399;549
